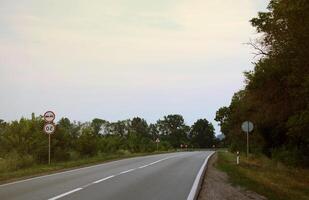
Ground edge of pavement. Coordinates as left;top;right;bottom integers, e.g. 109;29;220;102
187;151;216;200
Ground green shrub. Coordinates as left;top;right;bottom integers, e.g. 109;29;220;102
271;147;301;166
116;149;131;156
69;150;80;160
0;151;35;172
53;147;70;161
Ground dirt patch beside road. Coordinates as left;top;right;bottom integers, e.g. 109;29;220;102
198;153;267;200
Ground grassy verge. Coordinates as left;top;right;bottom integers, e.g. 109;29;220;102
0;151;173;184
216;151;309;200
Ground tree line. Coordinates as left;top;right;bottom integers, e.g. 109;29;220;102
0;114;217;170
215;0;309;167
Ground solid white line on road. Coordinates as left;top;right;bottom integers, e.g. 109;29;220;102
93;175;115;184
186;151;215;200
48;188;83;200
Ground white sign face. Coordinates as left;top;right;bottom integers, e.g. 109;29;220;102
44;111;55;123
44;123;56;134
241;121;254;132
156;138;160;143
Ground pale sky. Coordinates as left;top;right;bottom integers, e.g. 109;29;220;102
0;0;269;133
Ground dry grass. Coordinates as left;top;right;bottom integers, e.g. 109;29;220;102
216;151;309;200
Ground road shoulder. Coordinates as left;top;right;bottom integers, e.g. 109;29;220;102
198;153;266;200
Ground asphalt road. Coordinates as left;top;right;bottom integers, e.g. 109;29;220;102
0;151;214;200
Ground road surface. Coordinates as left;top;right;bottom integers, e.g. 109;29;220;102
0;151;214;200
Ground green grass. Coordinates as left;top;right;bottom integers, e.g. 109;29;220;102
216;151;309;200
0;151;173;184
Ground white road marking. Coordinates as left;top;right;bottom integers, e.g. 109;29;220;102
0;153;176;188
46;155;177;200
93;175;115;184
48;188;83;200
119;169;135;174
186;151;215;200
137;156;174;169
138;164;150;169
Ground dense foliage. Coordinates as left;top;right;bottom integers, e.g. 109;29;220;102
0;114;217;171
215;0;309;166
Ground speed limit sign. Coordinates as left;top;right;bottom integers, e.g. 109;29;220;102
43;123;56;134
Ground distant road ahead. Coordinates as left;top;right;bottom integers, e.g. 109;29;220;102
0;151;214;200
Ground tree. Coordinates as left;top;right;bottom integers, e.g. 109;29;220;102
109;120;130;137
130;117;149;137
156;114;189;148
216;0;309;166
149;123;159;140
215;107;230;137
76;125;98;156
91;118;108;135
190;119;215;148
53;118;75;161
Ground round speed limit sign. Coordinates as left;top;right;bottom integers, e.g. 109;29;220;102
44;123;56;134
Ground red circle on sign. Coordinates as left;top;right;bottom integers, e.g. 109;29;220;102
44;111;55;123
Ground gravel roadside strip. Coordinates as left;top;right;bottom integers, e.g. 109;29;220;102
198;153;267;200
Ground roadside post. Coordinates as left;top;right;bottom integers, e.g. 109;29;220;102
43;111;56;165
155;138;160;151
236;151;240;165
241;121;254;157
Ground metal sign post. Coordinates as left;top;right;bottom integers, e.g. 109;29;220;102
241;121;254;157
43;111;56;165
49;134;51;165
43;123;56;164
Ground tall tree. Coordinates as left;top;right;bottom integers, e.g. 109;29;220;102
190;119;215;148
91;118;107;135
156;114;189;148
130;117;149;137
216;0;309;166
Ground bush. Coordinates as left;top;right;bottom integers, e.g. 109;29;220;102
53;147;70;161
158;141;172;151
271;147;301;166
116;149;131;156
0;151;35;172
69;151;80;160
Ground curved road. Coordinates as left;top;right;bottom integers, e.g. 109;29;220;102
0;151;214;200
